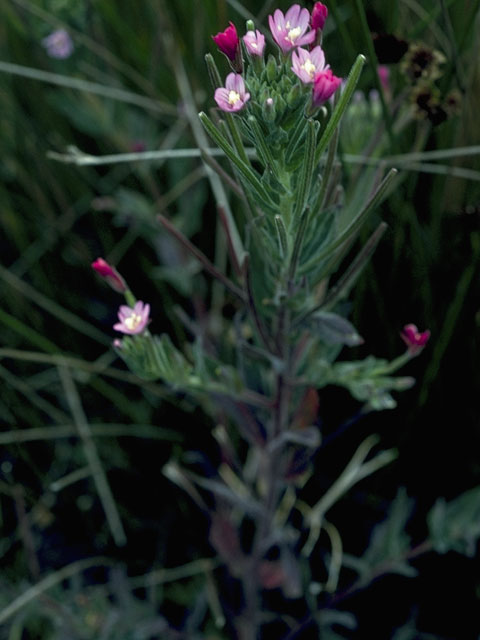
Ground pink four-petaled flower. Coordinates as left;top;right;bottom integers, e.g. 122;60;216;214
268;4;315;53
91;257;127;293
214;73;250;112
212;22;239;61
311;2;328;31
400;323;431;355
291;46;327;84
243;30;266;57
114;301;150;335
312;68;342;106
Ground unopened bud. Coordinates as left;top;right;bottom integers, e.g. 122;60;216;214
91;258;127;293
262;96;276;122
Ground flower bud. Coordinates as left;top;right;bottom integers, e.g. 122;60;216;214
262;96;276;122
312;69;342;106
311;2;328;31
212;22;239;61
91;258;127;293
400;323;430;355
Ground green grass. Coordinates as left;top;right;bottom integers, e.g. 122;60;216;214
1;0;479;637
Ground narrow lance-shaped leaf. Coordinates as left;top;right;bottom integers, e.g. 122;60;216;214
293;119;317;222
285;111;309;165
289;206;311;282
312;121;339;215
300;168;397;276
204;53;223;91
199;111;276;210
274;215;289;258
318;222;388;311
303;435;397;555
314;54;366;167
248;115;279;179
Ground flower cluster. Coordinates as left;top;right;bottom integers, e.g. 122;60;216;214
212;2;340;113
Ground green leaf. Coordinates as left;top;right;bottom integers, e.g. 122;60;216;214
299;168;397;278
428;487;480;556
116;334;193;385
361;488;417;578
328;356;415;411
316;610;357;639
198;111;276;211
314;54;366;166
293;119;317;221
307;311;364;346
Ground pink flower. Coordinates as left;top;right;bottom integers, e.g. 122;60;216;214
311;2;328;31
291;46;327;83
91;257;127;293
41;29;74;59
312;68;342;106
401;324;430;355
242;30;266;57
268;4;315;53
212;22;239;61
378;65;390;93
214;73;250;112
113;301;150;335
130;140;146;153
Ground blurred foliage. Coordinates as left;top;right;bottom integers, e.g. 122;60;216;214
1;0;480;637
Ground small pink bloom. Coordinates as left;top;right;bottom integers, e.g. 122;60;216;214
268;4;315;53
242;30;266;57
214;73;250;112
378;65;390;93
130;140;146;153
91;257;127;293
312;68;342;106
212;22;239;61
41;29;74;59
311;2;328;31
291;46;327;84
113;301;150;335
401;324;430;355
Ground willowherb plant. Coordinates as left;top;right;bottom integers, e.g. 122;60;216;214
89;3;464;637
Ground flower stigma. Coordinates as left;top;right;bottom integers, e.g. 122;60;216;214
229;90;241;106
124;313;143;331
287;26;302;44
302;58;317;78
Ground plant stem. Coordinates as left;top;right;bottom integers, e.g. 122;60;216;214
157;213;246;302
241;273;293;637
